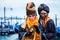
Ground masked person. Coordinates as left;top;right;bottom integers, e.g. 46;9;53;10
38;4;56;40
18;2;41;40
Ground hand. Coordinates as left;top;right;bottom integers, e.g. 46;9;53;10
34;25;40;34
21;21;26;29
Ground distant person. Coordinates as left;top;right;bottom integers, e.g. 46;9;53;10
38;4;56;40
18;2;41;40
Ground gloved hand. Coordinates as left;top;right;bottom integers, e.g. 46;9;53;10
20;27;26;32
25;32;32;37
34;25;40;34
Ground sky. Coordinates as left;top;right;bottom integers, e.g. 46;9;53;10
0;0;60;26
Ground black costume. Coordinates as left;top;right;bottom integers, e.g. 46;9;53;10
38;19;56;40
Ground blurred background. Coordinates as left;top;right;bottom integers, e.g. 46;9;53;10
0;0;60;40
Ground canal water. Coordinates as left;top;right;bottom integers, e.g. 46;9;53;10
0;33;60;40
0;33;18;40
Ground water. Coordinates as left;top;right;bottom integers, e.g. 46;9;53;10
0;33;18;40
55;37;60;40
0;33;60;40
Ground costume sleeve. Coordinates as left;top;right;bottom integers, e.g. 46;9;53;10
18;25;26;40
45;19;56;39
34;25;40;34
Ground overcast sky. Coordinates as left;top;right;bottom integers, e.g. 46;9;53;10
0;0;60;26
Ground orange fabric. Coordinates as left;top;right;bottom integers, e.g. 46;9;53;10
26;16;38;29
42;17;50;27
27;2;36;11
42;20;45;27
35;33;41;40
22;16;41;40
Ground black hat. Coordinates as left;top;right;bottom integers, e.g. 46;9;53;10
38;4;49;15
26;2;37;15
